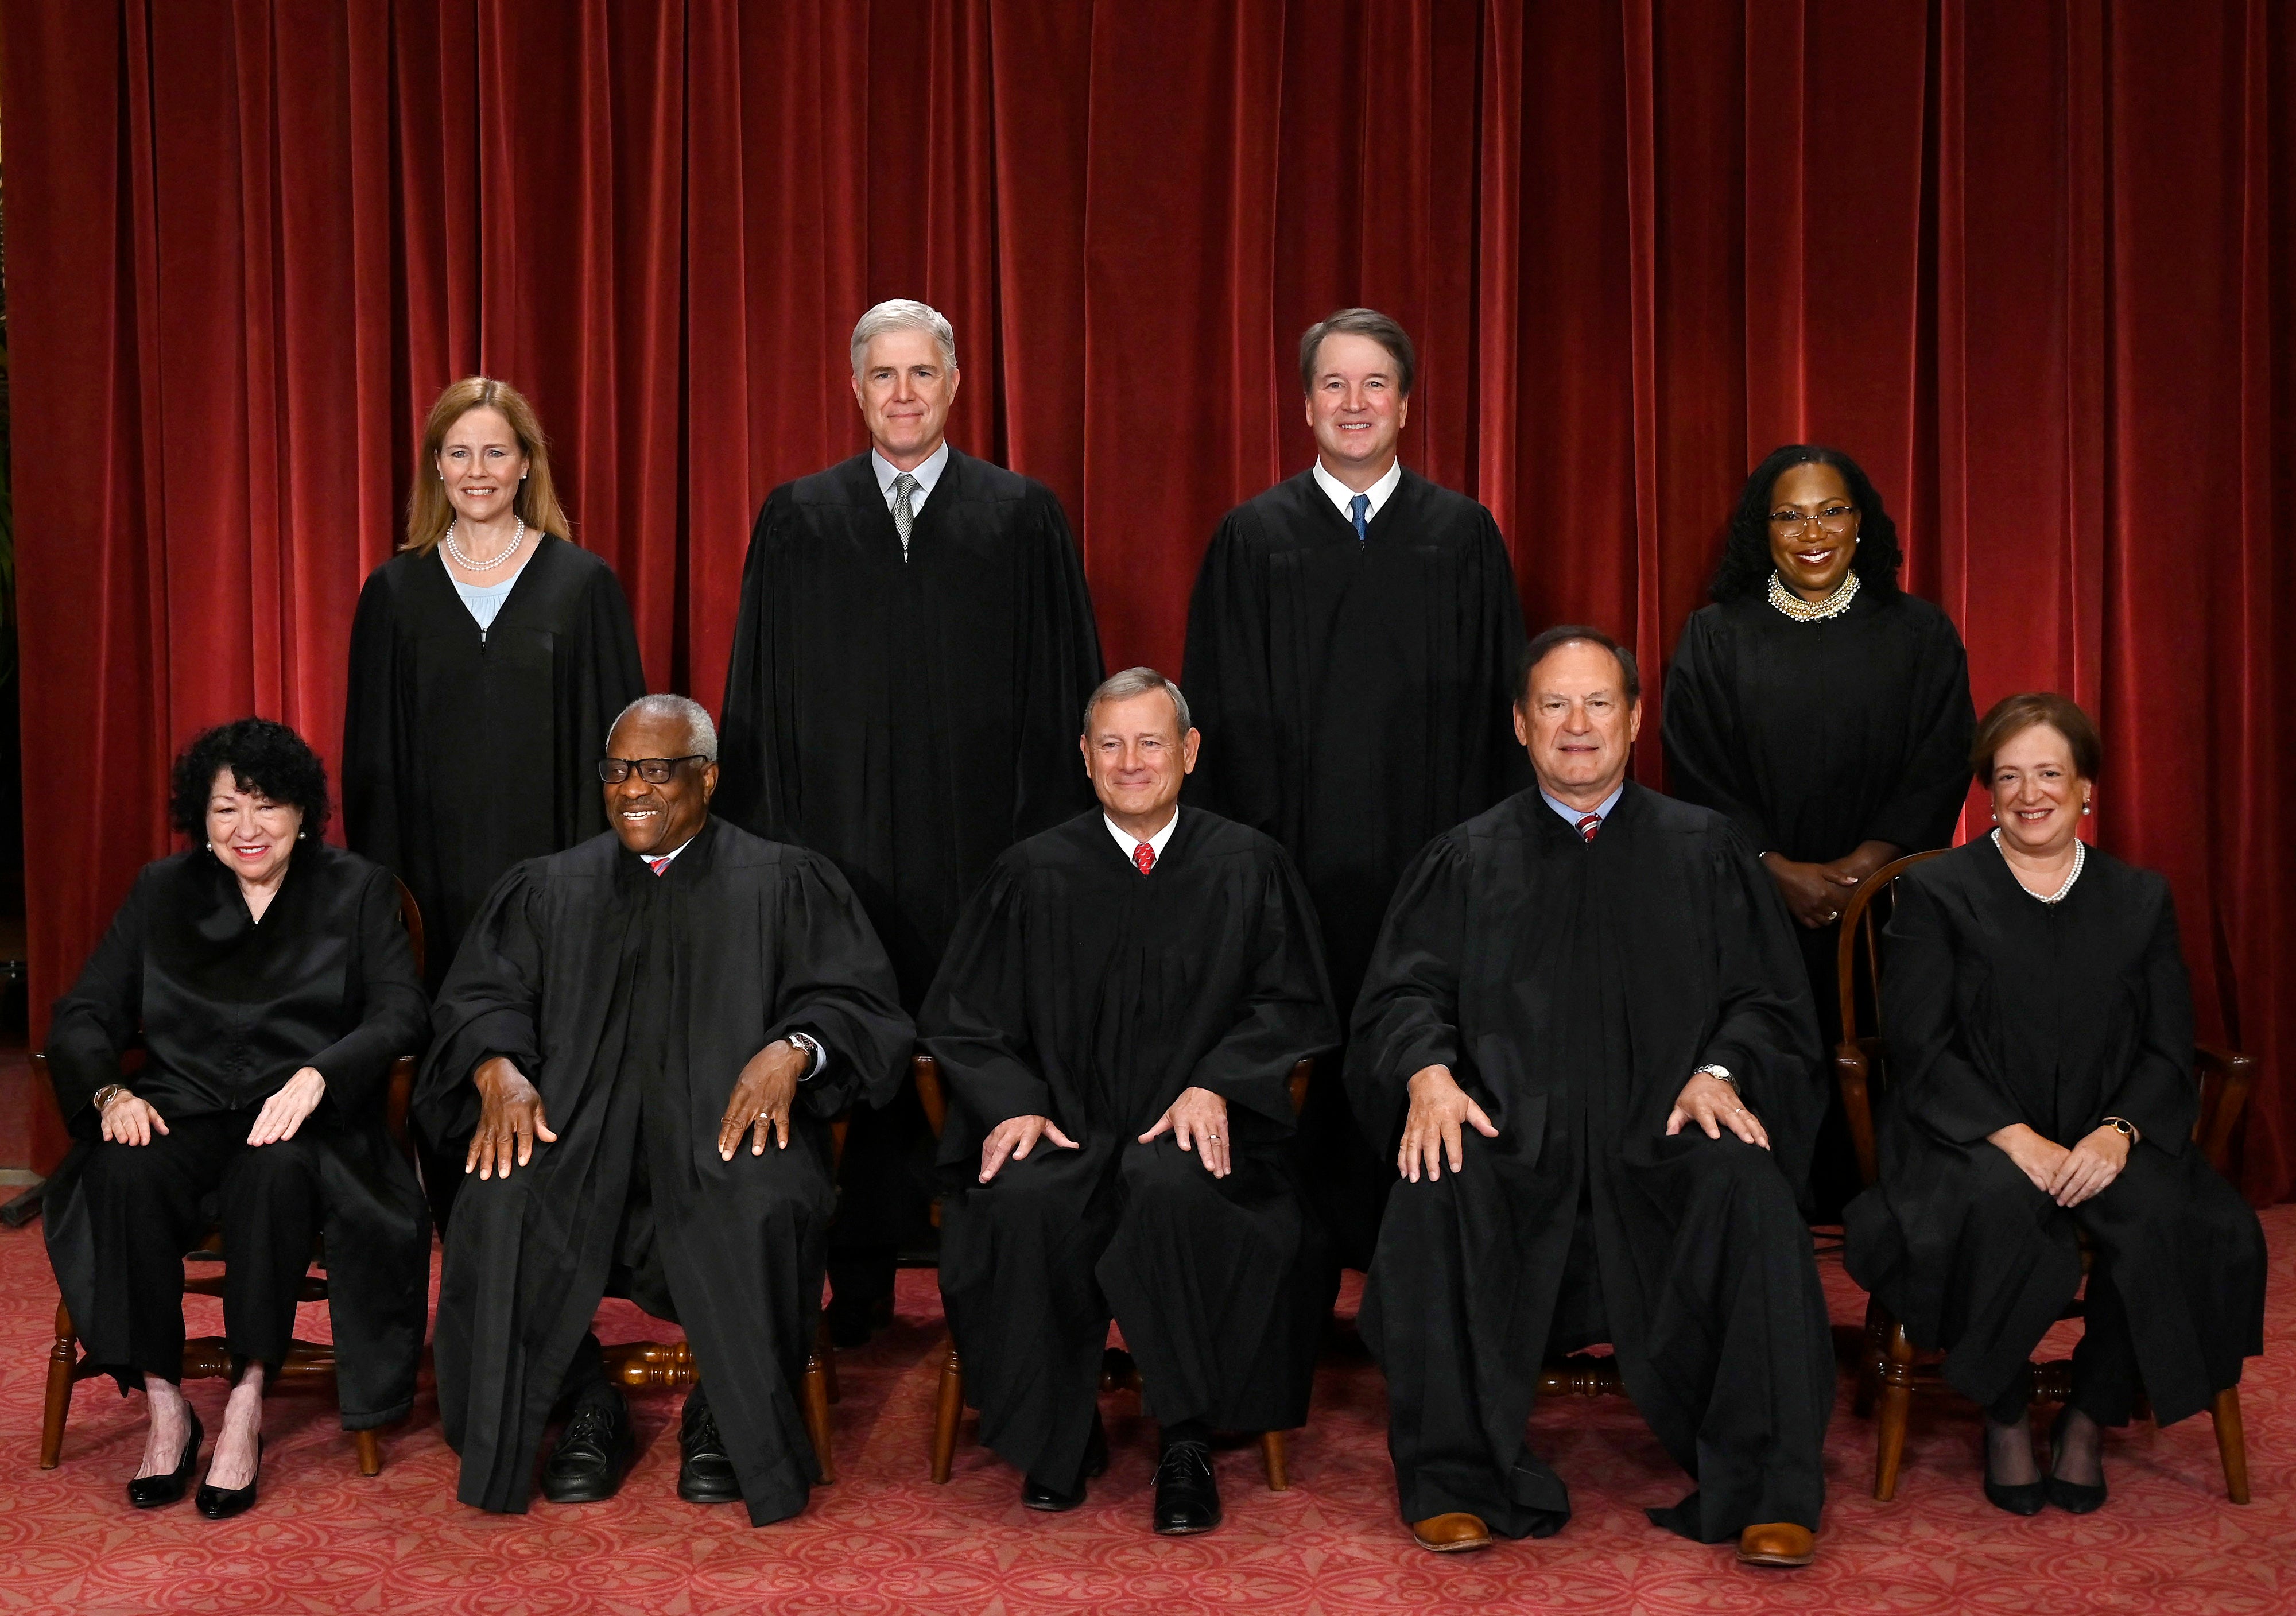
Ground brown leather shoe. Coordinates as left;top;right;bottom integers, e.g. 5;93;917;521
1411;1512;1493;1552
1735;1522;1816;1568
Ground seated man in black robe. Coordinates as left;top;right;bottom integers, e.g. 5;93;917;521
1352;626;1833;1567
417;695;913;1526
923;667;1339;1535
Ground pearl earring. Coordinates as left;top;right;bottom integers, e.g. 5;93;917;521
2082;803;2092;816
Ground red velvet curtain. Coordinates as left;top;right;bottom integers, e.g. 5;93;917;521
8;1;2291;1199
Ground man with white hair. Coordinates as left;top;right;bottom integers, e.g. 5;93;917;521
420;695;912;1525
719;299;1104;1343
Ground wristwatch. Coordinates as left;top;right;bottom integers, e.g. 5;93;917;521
91;1083;131;1114
784;1031;824;1082
1694;1064;1740;1095
2101;1114;2139;1143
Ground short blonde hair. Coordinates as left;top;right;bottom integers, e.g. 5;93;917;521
403;377;573;554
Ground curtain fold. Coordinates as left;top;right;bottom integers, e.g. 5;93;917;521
7;0;2291;1200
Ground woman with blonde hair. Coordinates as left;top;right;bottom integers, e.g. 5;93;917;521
343;378;643;1206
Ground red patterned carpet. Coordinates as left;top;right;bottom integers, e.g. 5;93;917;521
2;1211;2290;1615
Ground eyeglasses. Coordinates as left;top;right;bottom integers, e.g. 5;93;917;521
598;755;707;784
1769;504;1858;534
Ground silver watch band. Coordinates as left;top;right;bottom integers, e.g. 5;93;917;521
1694;1063;1740;1094
785;1032;824;1081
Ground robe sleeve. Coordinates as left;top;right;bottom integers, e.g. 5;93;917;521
1181;847;1341;1131
1860;605;1976;852
1345;833;1472;1146
715;494;786;838
415;863;549;1145
340;568;402;873
305;863;430;1116
1660;612;1772;851
918;859;1057;1144
1009;490;1105;842
2102;878;2199;1154
1879;875;2025;1145
557;556;649;846
1692;826;1827;1181
765;850;915;1119
1180;513;1282;834
45;869;153;1128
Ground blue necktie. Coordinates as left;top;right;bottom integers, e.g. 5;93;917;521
1349;492;1370;544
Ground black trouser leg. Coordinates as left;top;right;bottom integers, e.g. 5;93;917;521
216;1134;322;1370
77;1112;254;1386
2069;1261;2142;1428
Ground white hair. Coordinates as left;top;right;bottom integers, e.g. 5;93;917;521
850;298;959;377
609;695;719;762
1083;667;1191;737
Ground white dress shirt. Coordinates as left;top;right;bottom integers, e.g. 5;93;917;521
872;440;951;517
1312;456;1404;527
1106;808;1180;870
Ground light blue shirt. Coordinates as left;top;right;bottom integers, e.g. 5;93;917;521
452;573;519;637
872;440;951;516
1541;782;1623;831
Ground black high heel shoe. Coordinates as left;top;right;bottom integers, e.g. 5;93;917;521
2045;1407;2108;1514
195;1435;263;1520
127;1410;203;1509
1981;1416;2046;1516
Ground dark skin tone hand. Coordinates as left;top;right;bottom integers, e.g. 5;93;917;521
1763;839;1901;928
466;1056;557;1179
714;1039;812;1160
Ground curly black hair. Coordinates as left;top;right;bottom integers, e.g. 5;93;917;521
168;717;333;838
1707;444;1905;603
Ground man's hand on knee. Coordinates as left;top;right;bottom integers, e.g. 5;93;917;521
1139;1086;1231;1178
1665;1071;1769;1150
1398;1065;1496;1183
978;1114;1078;1183
468;1057;556;1180
717;1039;810;1160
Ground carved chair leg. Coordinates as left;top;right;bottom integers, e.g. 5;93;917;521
815;1315;840;1405
355;1428;383;1478
40;1299;78;1470
801;1349;837;1485
1872;1316;1918;1502
1259;1429;1290;1491
2211;1385;2251;1505
929;1339;965;1484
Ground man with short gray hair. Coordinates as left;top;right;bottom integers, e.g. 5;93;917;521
719;299;1104;1343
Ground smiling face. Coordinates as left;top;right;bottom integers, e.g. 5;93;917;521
1988;722;2091;859
1081;689;1199;830
852;327;959;469
434;406;530;528
602;709;719;857
1513;640;1642;808
205;768;304;888
1304;332;1410;483
1766;460;1861;602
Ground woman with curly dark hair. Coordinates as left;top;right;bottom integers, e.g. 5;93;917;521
1662;446;1974;1215
41;718;430;1518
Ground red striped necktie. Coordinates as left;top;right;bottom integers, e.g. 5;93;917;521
1134;842;1155;875
647;856;671;875
1576;813;1601;843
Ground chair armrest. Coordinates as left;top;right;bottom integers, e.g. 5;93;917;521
1286;1059;1313;1118
2194;1043;2255;1178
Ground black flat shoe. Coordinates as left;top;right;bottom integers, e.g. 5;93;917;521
1151;1439;1222;1536
2045;1407;2108;1514
541;1393;635;1505
1022;1414;1108;1512
677;1390;742;1505
127;1410;203;1510
1980;1416;2045;1517
195;1436;262;1520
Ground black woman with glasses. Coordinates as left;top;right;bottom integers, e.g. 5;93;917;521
1661;445;1975;1218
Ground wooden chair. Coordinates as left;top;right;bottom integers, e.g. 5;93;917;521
40;878;429;1478
913;1052;1310;1489
595;1117;846;1482
1833;850;2255;1503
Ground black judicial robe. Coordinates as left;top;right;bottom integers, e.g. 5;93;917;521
42;843;431;1425
1844;839;2266;1427
416;818;913;1526
716;449;1104;1005
1351;784;1832;1540
343;534;646;995
924;807;1340;1487
1182;470;1528;1261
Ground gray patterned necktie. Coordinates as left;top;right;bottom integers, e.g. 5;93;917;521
891;471;919;557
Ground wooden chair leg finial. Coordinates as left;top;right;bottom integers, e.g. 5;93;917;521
41;1300;79;1470
929;1342;966;1484
2212;1385;2251;1505
1259;1429;1290;1491
801;1350;837;1486
1871;1317;1920;1502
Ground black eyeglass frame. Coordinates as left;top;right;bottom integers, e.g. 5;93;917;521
597;754;709;784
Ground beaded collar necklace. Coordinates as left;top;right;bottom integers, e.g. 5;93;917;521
1767;567;1860;623
1991;827;2086;904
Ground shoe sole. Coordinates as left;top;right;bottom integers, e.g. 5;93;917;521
1153;1520;1223;1536
678;1485;743;1505
1414;1536;1492;1553
1736;1551;1815;1568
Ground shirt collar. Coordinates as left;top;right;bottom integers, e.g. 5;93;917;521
1540;782;1624;828
1312;456;1403;525
1105;807;1180;867
872;440;951;500
634;825;701;871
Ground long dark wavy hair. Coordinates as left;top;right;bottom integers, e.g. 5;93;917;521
1707;444;1905;603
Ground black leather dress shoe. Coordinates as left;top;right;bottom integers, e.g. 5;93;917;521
540;1394;635;1504
1981;1419;2045;1517
677;1392;742;1505
1022;1414;1108;1512
195;1436;263;1520
2044;1407;2108;1514
128;1410;203;1509
1151;1440;1221;1536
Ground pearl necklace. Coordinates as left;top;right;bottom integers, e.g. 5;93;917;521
1767;567;1860;623
444;516;527;573
1992;828;2086;904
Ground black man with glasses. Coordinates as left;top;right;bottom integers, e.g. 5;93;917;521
418;695;912;1525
